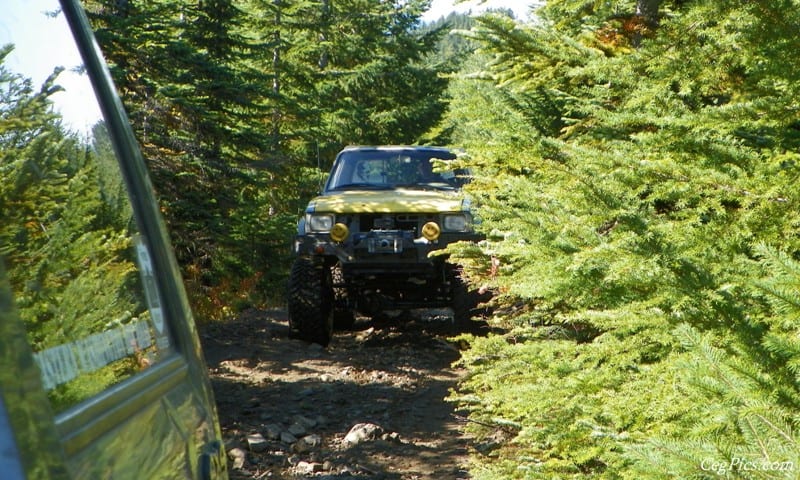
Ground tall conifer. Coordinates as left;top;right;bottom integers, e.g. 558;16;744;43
443;1;800;477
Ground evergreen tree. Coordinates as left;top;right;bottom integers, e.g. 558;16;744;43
82;0;295;313
441;1;800;478
291;0;448;162
418;12;478;77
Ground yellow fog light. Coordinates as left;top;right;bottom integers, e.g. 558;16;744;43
330;223;349;242
421;221;441;241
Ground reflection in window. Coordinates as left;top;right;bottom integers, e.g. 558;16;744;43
0;6;172;412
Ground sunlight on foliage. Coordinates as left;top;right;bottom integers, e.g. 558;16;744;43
442;1;800;478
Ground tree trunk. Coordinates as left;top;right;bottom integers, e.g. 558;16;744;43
633;0;661;47
272;0;281;150
319;0;330;69
636;0;661;27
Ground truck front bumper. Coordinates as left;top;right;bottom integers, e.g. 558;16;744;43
292;231;482;265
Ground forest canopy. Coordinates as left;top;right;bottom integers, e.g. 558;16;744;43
79;0;458;317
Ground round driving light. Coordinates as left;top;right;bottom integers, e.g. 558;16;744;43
421;221;441;241
330;223;349;242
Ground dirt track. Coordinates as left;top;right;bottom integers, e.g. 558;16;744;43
200;309;476;479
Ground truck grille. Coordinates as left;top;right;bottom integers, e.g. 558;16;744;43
358;213;435;234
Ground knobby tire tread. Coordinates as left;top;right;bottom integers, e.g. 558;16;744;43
287;258;333;346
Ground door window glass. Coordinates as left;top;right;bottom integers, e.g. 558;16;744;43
0;1;174;412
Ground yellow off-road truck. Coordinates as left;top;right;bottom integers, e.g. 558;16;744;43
288;146;487;346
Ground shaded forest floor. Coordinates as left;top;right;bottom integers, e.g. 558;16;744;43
201;309;480;479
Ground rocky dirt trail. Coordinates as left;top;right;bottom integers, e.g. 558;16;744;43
200;309;479;479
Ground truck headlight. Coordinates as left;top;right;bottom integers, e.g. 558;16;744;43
443;214;469;232
307;214;334;232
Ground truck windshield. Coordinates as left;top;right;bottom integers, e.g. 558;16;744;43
325;149;470;192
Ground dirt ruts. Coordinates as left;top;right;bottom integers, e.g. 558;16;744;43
200;308;477;479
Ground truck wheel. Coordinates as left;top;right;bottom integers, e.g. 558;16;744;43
287;258;334;346
331;264;357;330
451;267;491;331
452;274;474;329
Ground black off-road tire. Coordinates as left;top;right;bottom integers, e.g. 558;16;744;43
451;275;474;329
287;258;334;346
451;267;492;331
331;264;357;330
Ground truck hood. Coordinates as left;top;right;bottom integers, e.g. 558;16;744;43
309;189;466;213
